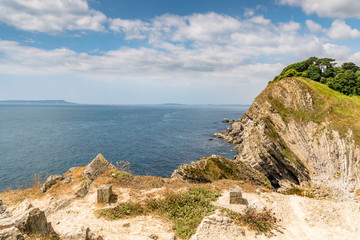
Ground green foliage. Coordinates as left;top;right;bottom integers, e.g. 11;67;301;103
112;171;132;180
99;187;220;240
307;64;321;81
148;187;220;239
99;202;145;219
272;57;360;97
283;186;314;198
225;206;280;233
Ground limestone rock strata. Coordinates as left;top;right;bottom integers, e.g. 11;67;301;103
171;155;271;188
216;78;360;197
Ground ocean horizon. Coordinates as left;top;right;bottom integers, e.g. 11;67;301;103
0;104;248;190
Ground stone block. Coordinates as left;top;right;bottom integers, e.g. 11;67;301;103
97;185;112;203
229;187;243;204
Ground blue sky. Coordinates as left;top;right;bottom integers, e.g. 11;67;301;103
1;0;360;104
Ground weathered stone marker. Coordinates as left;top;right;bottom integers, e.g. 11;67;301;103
97;185;112;203
229;187;243;204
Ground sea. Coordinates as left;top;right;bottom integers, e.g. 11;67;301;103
0;104;248;190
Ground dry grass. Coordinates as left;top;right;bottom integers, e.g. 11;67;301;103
356;189;360;196
0;173;44;206
66;166;86;179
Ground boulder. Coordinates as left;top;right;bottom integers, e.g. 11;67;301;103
229;187;243;204
0;200;10;219
60;226;103;240
0;226;24;240
0;199;58;239
222;118;229;123
40;175;64;193
45;199;74;216
82;154;114;181
190;210;245;240
75;181;92;198
97;185;112;203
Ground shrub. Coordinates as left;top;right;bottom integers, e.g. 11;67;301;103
225;206;280;233
98;187;220;240
99;202;146;219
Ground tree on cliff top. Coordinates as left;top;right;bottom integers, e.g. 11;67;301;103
273;57;360;96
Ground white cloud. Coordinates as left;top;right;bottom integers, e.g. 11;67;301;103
0;12;355;91
327;19;360;40
277;0;360;19
306;20;323;33
0;0;107;33
278;21;301;32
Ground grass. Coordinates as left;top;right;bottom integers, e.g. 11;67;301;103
283;186;314;198
0;173;44;206
99;202;146;219
27;233;59;240
265;77;360;144
179;156;272;189
98;187;220;240
223;206;280;234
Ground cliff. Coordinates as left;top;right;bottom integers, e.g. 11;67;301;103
216;77;360;198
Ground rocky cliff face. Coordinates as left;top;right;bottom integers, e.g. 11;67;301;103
216;77;360;198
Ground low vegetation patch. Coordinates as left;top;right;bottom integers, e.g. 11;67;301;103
283;186;314;198
224;206;280;234
0;173;43;206
99;202;145;219
98;187;220;239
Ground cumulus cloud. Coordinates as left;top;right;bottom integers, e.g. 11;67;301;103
277;0;360;19
306;20;323;33
0;0;107;33
327;19;360;40
0;12;355;89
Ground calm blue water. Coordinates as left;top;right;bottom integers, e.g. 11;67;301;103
0;104;248;190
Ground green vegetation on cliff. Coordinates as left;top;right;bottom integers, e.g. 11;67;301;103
266;77;360;143
273;57;360;96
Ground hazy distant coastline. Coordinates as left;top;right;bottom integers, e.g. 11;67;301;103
0;100;76;105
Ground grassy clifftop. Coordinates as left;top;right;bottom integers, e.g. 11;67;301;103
264;77;360;143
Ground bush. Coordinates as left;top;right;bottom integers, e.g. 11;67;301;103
98;187;220;240
225;206;280;233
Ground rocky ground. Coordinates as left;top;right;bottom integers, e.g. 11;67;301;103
1;154;360;240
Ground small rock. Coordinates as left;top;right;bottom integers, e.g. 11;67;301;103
40;175;64;193
76;181;92;198
0;199;10;219
229;187;243;204
60;226;104;240
208;138;214;141
222;118;230;123
167;234;177;240
0;226;24;240
97;185;112;203
122;223;130;228
63;175;73;184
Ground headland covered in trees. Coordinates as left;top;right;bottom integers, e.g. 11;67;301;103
273;57;360;96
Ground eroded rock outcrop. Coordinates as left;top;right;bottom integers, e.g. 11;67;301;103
0;199;58;239
41;174;64;193
171;155;271;188
76;154;115;198
216;77;360;197
190;209;245;240
83;154;114;181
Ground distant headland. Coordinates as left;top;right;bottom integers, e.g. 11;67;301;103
0;100;76;105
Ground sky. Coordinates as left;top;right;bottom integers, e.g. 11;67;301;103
1;0;360;104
